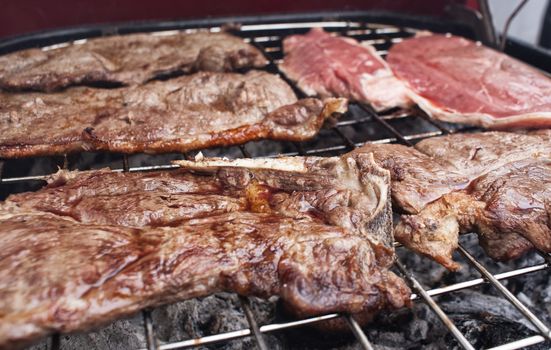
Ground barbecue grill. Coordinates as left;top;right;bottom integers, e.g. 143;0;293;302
0;9;550;350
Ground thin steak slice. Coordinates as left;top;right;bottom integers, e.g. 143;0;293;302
0;70;347;158
354;131;551;270
0;31;268;92
397;159;551;263
280;28;411;111
349;143;468;270
387;34;551;129
0;153;410;349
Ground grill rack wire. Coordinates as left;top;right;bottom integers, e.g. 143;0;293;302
0;19;550;350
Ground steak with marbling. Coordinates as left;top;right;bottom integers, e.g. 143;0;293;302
0;153;409;349
354;131;551;270
0;31;267;91
0;71;346;158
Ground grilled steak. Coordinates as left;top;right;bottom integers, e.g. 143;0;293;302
280;28;411;111
0;31;267;91
0;154;410;349
349;143;468;215
387;34;551;129
0;71;347;158
354;131;551;270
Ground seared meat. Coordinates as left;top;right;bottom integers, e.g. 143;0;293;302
349;143;468;214
388;34;551;129
0;31;267;91
0;210;408;350
0;71;347;158
348;144;468;270
280;28;411;111
355;131;551;270
415;130;551;178
0;153;410;349
400;159;551;263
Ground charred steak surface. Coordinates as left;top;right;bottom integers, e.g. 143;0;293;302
0;154;409;349
0;71;346;158
355;131;551;270
0;31;267;92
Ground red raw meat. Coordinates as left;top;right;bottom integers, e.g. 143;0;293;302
387;34;551;129
280;28;411;111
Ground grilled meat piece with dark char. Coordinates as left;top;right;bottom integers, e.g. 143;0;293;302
0;153;409;349
0;71;346;158
355;131;551;270
0;31;268;91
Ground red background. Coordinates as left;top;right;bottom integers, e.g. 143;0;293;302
0;0;474;39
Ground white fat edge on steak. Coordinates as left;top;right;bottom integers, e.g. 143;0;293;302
403;85;551;129
389;31;551;129
354;42;411;111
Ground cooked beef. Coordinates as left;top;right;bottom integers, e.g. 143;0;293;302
399;159;551;263
0;153;410;349
415;130;551;178
0;210;409;350
354;131;551;270
280;28;411;111
0;71;347;158
0;31;267;91
387;34;551;129
348;144;468;270
349;143;468;214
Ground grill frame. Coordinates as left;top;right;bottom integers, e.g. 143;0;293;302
0;14;550;350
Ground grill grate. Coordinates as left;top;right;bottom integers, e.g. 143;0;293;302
0;19;550;350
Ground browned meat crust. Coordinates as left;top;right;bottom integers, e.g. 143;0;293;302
0;71;347;158
0;31;268;92
0;153;409;349
349;143;469;214
354;131;551;270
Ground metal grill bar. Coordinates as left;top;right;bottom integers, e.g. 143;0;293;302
486;336;548;350
123;154;130;172
140;314;343;350
143;310;158;350
410;261;549;300
332;127;357;151
50;333;60;350
458;245;551;340
345;316;375;350
133;260;548;350
1;18;550;350
395;260;475;350
238;296;269;350
360;104;414;146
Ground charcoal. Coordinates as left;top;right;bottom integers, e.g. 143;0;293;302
27;316;145;350
446;314;549;350
439;291;534;331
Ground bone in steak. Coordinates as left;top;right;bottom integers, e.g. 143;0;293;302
0;154;410;349
280;28;411;111
354;131;551;270
0;31;268;91
0;70;347;158
387;34;551;129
